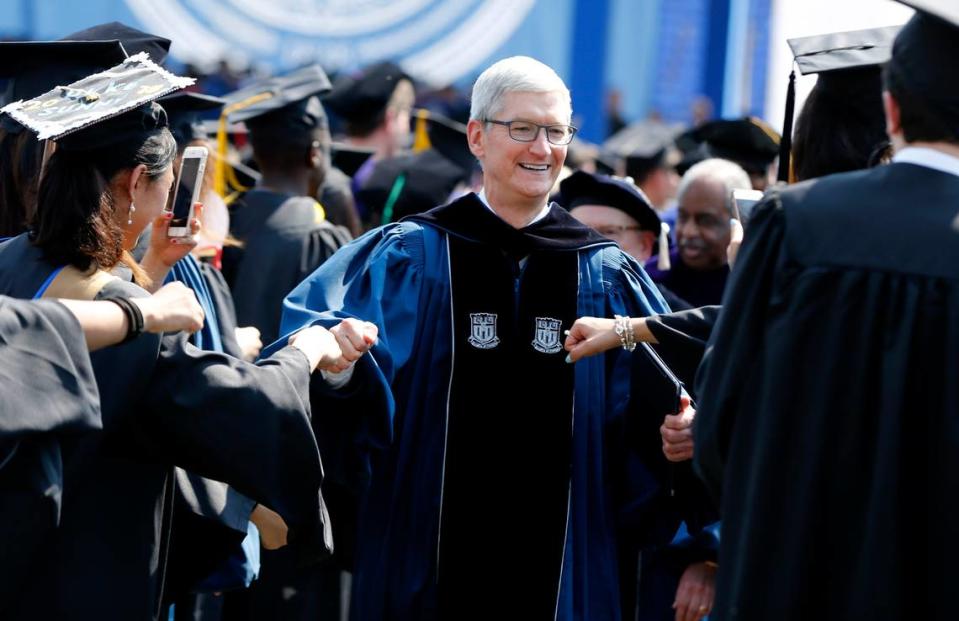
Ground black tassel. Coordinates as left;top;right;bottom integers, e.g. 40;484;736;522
777;70;796;183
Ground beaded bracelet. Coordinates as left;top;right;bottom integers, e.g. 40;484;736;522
613;314;636;351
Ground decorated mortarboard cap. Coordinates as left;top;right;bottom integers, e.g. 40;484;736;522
224;64;331;130
692;117;780;175
62;22;171;62
0;53;193;150
558;171;661;234
159;91;225;148
778;25;900;181
887;0;959;122
324;61;411;125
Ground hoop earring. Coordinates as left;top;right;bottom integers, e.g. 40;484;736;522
128;202;136;226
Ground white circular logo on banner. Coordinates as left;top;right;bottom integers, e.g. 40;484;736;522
123;0;535;85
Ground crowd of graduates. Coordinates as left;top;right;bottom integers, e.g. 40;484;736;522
1;1;958;619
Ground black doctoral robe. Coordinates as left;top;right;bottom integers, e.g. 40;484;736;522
694;162;959;620
0;234;330;621
222;190;351;345
0;296;102;608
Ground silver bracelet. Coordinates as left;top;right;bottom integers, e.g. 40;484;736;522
613;315;636;352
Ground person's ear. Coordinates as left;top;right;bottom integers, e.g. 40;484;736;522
883;91;902;141
307;140;322;169
127;164;148;202
467;119;486;159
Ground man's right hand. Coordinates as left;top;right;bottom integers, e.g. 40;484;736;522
662;394;696;462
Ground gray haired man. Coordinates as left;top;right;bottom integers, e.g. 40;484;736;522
275;56;679;620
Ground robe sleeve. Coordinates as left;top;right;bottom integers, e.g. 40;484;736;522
646;305;721;398
138;333;325;535
0;296;101;439
275;223;427;452
693;193;789;502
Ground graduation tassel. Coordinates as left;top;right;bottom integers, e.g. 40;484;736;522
776;70;796;183
412;108;431;153
657;222;671;271
214;92;275;198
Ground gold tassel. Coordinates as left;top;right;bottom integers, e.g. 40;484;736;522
657;222;671;271
214;92;276;198
412;108;431;153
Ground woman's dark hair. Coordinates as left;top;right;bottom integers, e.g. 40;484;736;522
792;68;888;182
884;64;959;146
0;128;43;237
32;128;177;276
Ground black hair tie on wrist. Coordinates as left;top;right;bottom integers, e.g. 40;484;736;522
103;296;145;343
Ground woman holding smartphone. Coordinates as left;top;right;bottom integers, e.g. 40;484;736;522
0;64;376;621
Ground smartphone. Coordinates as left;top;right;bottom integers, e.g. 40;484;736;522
731;188;765;226
167;145;208;237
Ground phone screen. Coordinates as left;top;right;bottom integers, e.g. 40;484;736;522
169;157;202;228
731;189;765;226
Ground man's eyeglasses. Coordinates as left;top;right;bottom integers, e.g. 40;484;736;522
485;119;578;145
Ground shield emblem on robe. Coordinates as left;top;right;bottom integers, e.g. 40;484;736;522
532;317;562;354
468;313;500;349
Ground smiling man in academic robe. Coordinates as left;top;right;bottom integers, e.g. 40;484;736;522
273;56;676;621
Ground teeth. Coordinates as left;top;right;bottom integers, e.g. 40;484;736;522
520;164;549;171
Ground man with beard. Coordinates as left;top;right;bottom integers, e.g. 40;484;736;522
643;159;751;308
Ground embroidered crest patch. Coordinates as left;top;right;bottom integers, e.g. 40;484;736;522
531;317;563;354
468;312;500;349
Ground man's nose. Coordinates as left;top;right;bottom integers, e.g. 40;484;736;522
527;128;551;155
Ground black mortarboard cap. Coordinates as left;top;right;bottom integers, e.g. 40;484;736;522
609;122;684;182
691;118;780;175
357;150;464;225
779;25;900;180
324;61;411;125
558;171;662;235
413;108;476;175
159;91;224;148
887;0;959;122
224;64;331;131
62;22;171;63
331;144;375;177
1;53;192;150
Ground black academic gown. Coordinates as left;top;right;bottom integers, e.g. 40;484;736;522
694;162;959;620
222;190;352;345
0;234;330;621
0;296;102;608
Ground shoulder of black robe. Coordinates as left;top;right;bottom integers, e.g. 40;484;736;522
224;189;351;343
318;165;362;236
646;305;721;399
405;192;612;255
692;162;959;618
0;296;101;439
